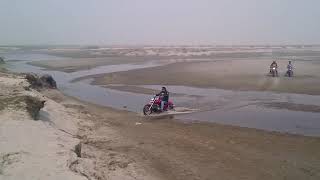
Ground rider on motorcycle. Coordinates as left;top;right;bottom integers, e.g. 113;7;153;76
287;60;293;76
156;87;169;111
270;61;278;76
287;61;293;70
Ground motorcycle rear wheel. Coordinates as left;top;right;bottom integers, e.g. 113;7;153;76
169;104;175;111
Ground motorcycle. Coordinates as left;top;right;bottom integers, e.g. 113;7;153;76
143;95;174;115
270;67;278;77
286;67;293;77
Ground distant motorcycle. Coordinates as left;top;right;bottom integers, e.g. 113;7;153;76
143;95;174;115
270;67;278;77
286;67;293;77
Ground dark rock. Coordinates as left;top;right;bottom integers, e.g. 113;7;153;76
0;57;4;64
25;97;45;120
74;143;82;158
23;86;31;91
25;73;57;89
25;73;42;88
40;74;57;89
0;95;45;120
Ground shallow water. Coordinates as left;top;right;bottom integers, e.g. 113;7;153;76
181;106;320;136
4;53;170;112
4;52;320;137
3;52;63;61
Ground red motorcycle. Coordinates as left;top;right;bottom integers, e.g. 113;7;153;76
143;95;174;115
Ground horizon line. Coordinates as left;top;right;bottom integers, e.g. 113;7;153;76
1;43;320;48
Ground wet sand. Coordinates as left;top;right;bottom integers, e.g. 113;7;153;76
101;84;196;97
88;59;320;95
52;91;320;180
102;85;161;95
28;57;158;73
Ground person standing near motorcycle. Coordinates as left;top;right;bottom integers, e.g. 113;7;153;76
156;87;169;111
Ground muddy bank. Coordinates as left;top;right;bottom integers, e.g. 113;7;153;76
67;96;320;180
87;59;320;95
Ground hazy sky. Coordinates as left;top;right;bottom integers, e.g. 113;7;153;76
1;0;320;45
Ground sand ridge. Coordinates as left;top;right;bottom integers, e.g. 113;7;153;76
0;73;86;180
0;72;162;180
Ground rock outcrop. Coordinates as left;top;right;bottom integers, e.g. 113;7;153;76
25;96;46;120
40;74;57;89
25;73;57;89
0;72;87;180
0;96;45;120
0;74;46;120
0;57;4;64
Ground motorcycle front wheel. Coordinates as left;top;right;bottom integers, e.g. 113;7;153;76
143;105;152;116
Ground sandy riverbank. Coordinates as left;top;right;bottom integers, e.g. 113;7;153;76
85;59;320;95
27;57;153;73
0;72;158;180
0;72;87;180
1;71;320;180
59;93;320;180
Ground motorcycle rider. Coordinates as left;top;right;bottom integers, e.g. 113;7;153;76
287;60;293;76
156;87;169;111
270;60;278;76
